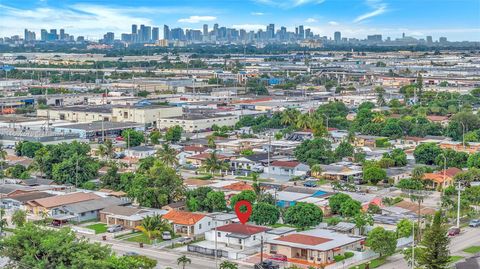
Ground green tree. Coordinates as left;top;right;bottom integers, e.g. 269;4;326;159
251;202;280;225
417;211;450;269
335;141;354;160
98;139;115;160
15;141;43;158
51;154;100;185
204;191;227;212
149;130;162;145
414;143;442;165
339;199;362;217
354;212;373;235
100;163;121;189
363;166;387;185
230;190;257;209
396;219;415;239
122;129;144;147
366;227;397;257
186;187;214;212
281;108;301;126
219;260;238;269
329;193;351;214
294;138;336;166
11;209;27;228
0;223;157;268
201;152;228;174
136;215;171;240
467;153;480;168
164;125;183;143
177;255;191;269
0;208;7;234
284;202;323;227
156;144;179;167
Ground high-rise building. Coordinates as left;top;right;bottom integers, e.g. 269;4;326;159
24;29;36;41
439;37;447;43
426;36;433;44
152;27;159;41
103;32;114;44
305;28;311;39
59;29;65;40
170;28;185;40
203;24;209;36
367;34;382;42
40;29;48;41
132;24;137;34
298;25;304;39
266;24;275;39
213;23;219;36
163;25;170;40
334;31;341;43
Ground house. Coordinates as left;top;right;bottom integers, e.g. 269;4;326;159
386;166;412;184
178;146;209;165
1;191;55;210
205;223;270;250
426;115;450;126
264;161;309;178
208;212;238;226
354;135;385;148
319;164;363;181
439;141;480;154
99;205;167;229
216;139;267;152
186;153;229;167
26;192;101;216
162;201;187;212
266;228;365;266
50;196;129;223
162;210;213;238
124;145;156;159
230;153;268;173
422;167;462;189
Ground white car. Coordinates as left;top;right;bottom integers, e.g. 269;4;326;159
162;231;172;240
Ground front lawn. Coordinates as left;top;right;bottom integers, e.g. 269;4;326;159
449;256;464;263
350;257;386;269
463;246;480;254
123;232;154;244
85;223;107;234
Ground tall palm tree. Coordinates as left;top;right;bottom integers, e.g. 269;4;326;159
156;144;178;167
219;261;238;269
207;135;216;149
136;215;171;240
98;139;115;161
177;255;191;269
280;108;300;126
296;113;313;130
201;152;228;175
310;164;323;178
0;143;7;177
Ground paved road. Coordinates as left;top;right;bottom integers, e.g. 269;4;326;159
84;234;251;269
377;227;480;269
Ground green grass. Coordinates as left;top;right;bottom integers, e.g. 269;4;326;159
123;233;153;245
270;223;297;228
193;174;213;180
350;257;386;269
236;176;268;182
85;223;108;234
463;246;480;254
449;256;464;263
315;178;329;185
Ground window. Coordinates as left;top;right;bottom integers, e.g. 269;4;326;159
270;244;277;254
218;232;221;237
253;235;256;240
238;239;242;244
199;224;202;229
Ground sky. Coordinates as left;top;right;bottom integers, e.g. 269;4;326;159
1;0;479;41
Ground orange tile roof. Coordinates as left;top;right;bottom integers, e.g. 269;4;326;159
223;181;254;191
271;160;300;168
277;234;332;246
422;167;462;183
163;210;206;225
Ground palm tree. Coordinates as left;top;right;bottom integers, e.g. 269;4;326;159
177;255;191;269
156;144;178;167
280;108;300;126
219;261;238;269
136;215;171;241
0;143;6;177
0;208;7;235
207;135;216;149
372;113;385;123
375;86;386;106
202;151;228;175
310;164;323;178
98;139;115;161
296;113;313;130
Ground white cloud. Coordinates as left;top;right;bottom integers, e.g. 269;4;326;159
178;15;217;23
354;0;388;23
305;18;318;23
231;24;266;31
251;0;324;9
328;21;339;26
251;12;265;16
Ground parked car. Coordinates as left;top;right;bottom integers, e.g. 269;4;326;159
123;251;139;256
303;181;317;188
162;231;172;240
257;261;280;269
469;219;480;227
178;237;192;244
268;254;288;262
448;227;460;236
107;224;123;233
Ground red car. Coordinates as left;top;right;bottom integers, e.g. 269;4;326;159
269;254;288;262
448;227;460;236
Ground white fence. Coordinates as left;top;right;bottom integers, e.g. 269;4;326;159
71;226;95;235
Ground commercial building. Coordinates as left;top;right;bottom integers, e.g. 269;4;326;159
158;113;239;133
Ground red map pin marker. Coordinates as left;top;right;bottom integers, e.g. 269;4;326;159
234;200;252;224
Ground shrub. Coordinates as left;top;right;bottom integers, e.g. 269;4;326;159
344;252;354;259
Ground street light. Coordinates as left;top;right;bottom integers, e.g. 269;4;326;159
460;122;466;149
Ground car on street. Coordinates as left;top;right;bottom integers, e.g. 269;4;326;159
303;181;317;187
123;251;139;256
448;227;461;236
469;219;480;227
107;224;123;233
268;254;288;262
178;237;193;244
162;231;172;240
257;261;280;269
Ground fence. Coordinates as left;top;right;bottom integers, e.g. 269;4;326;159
71;226;95;235
187;245;228;258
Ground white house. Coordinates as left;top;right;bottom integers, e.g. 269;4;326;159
205;223;270;250
162;210;213;238
124;146;156;159
264;160;309;177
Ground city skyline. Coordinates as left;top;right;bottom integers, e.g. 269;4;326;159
1;0;479;41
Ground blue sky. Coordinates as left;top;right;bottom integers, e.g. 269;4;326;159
1;0;479;41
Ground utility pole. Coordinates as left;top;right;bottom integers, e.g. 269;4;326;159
411;220;415;269
214;218;218;269
457;181;462;228
260;235;264;263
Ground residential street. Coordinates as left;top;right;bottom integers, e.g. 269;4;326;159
377;227;480;269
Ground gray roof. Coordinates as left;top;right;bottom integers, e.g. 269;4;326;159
3;191;55;203
21;178;54;186
283;186;317;195
0;185;32;195
51;105;112;114
128;146;155;152
329;222;356;232
55;121;143;132
62;197;128;214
